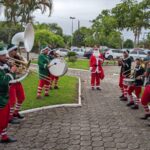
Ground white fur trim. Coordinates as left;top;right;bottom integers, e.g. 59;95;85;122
0;50;8;55
6;73;14;80
41;47;49;53
7;46;17;53
0;64;10;70
44;64;47;69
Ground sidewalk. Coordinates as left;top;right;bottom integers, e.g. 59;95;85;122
1;66;150;150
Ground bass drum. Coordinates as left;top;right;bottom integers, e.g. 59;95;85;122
49;58;68;77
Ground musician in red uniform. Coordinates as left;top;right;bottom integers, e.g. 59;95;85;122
119;50;132;101
90;46;104;90
0;46;17;143
141;62;150;120
7;44;25;124
127;58;145;109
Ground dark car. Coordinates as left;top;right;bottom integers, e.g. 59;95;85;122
84;49;93;59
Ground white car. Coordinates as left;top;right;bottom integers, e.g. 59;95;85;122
56;48;69;57
105;49;123;60
72;48;84;57
129;50;147;61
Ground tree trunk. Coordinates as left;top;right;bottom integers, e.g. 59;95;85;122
137;29;141;46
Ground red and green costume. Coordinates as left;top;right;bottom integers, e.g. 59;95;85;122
0;63;15;141
37;53;50;96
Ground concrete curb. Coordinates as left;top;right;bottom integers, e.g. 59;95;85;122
20;77;82;114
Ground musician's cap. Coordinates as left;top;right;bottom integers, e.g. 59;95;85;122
123;50;129;54
40;45;50;53
0;44;7;55
7;44;18;53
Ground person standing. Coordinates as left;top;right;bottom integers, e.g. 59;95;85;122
127;58;145;109
118;50;132;101
36;46;51;99
7;44;25;124
0;46;17;143
90;46;104;90
141;61;150;120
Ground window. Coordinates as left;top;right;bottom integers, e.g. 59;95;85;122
139;51;146;55
112;50;119;53
130;51;137;54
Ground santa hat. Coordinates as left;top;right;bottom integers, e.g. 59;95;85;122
40;45;50;53
7;44;18;53
0;44;7;55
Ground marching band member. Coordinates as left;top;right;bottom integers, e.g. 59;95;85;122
7;44;25;123
48;49;59;89
90;46;104;90
0;46;17;143
119;50;132;101
127;58;145;109
141;61;150;120
36;46;51;99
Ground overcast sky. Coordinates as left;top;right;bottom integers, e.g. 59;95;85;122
33;0;123;35
0;0;146;40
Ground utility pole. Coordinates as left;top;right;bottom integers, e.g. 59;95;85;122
70;17;76;47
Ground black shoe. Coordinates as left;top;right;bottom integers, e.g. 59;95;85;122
13;113;24;119
91;87;94;90
0;137;17;143
54;86;59;89
119;95;124;99
140;114;150;120
120;97;128;101
96;87;101;91
131;105;139;109
126;102;134;107
9;118;20;124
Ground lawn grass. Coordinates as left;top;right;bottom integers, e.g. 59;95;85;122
66;58;89;70
21;73;78;110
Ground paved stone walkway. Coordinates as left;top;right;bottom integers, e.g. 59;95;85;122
1;66;150;150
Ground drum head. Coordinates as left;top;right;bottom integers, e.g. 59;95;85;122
49;58;68;77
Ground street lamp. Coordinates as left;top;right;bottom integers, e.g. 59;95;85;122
70;16;76;46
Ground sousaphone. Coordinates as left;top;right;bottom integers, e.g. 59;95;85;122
9;23;34;83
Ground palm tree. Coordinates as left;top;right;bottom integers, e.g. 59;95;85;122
0;0;53;24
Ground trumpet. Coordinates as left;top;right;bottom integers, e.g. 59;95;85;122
7;57;31;68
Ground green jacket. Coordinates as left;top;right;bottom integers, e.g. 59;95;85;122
38;54;50;79
0;63;15;108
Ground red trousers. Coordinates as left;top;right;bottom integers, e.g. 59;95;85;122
119;75;124;89
37;79;50;95
119;75;128;97
128;85;142;98
91;72;100;87
141;85;150;106
49;74;59;87
9;82;25;108
0;103;10;134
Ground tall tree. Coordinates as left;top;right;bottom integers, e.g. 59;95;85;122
0;0;53;24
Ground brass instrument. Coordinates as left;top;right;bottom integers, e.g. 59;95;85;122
9;23;34;83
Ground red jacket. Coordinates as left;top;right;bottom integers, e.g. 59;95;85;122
90;54;105;79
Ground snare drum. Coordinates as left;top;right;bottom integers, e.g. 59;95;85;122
49;58;68;77
123;78;135;86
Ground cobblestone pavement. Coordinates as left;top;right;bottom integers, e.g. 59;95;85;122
1;66;150;150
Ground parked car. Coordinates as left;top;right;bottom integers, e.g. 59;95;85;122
105;49;123;60
72;48;84;57
84;49;93;59
56;48;69;57
129;50;147;61
144;49;150;54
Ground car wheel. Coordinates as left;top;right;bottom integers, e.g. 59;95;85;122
108;55;113;60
